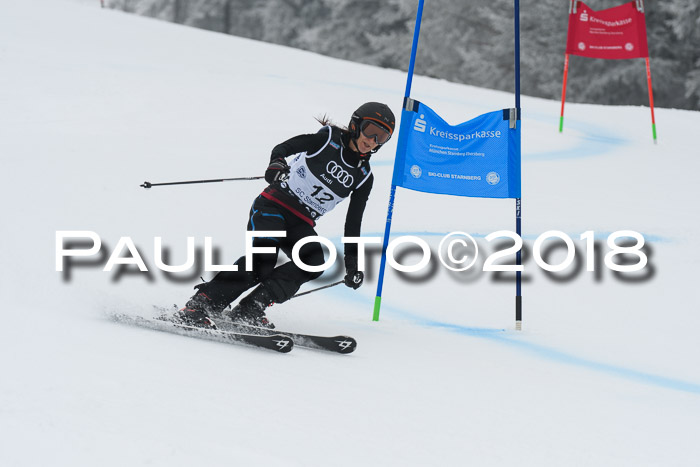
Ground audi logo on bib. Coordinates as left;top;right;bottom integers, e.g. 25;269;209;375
326;161;354;187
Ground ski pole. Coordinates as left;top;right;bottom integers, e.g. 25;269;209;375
290;280;344;300
141;176;264;189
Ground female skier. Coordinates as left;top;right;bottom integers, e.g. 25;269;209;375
176;102;395;329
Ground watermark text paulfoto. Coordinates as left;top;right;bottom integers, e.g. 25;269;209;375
56;230;650;277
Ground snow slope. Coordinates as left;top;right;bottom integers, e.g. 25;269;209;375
1;1;699;466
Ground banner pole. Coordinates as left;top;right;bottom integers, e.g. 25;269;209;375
559;53;570;133
373;0;425;322
515;199;522;330
514;0;523;331
560;0;576;132
373;184;396;321
645;57;657;144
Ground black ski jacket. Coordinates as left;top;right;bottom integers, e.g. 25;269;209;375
261;126;373;261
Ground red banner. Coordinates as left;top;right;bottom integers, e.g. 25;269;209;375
566;1;649;59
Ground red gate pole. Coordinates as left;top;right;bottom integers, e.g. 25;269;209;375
645;57;657;143
559;53;570;133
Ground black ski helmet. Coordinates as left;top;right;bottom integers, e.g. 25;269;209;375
348;102;395;152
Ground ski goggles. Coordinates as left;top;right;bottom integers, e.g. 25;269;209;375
360;120;392;145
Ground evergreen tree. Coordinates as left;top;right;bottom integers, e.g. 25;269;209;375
105;0;699;110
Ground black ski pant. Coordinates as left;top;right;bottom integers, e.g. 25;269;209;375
196;196;325;308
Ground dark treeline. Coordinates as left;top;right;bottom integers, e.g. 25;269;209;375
107;0;700;110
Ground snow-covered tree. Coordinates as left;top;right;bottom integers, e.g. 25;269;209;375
105;0;700;110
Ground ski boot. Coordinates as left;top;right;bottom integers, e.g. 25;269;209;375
174;292;219;329
225;285;275;329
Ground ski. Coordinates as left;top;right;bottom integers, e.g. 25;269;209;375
212;318;357;354
151;305;357;354
110;313;293;353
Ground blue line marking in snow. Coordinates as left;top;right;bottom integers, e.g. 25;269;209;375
325;234;694;394
525;112;630;161
370;110;629;167
490;335;700;395
489;334;700;394
378;302;700;395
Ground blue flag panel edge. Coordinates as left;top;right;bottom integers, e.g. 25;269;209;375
392;102;521;199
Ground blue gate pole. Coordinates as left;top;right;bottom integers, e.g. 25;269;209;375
514;0;523;331
373;0;425;321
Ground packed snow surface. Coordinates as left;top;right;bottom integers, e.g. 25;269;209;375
2;1;699;466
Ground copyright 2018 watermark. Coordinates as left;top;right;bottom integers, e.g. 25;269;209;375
55;230;649;276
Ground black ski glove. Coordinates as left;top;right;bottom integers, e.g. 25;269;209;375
265;158;290;184
344;255;364;290
344;270;364;290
